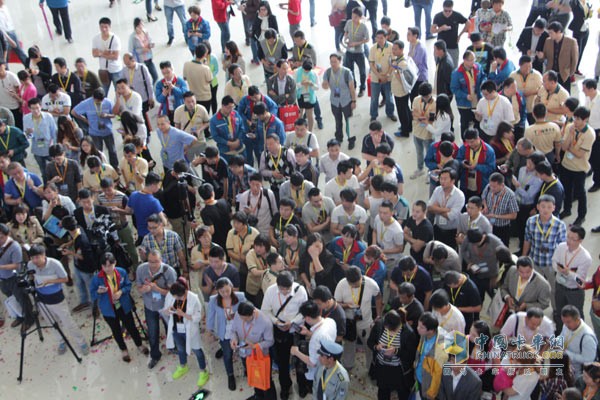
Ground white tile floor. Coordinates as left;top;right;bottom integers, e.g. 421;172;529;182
2;0;600;398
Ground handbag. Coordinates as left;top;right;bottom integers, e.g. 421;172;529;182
246;344;271;391
328;10;345;27
278;102;300;132
488;290;508;328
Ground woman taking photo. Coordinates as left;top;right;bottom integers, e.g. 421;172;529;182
367;309;417;400
299;233;341;295
128;18;158;83
90;252;149;362
576;362;600;400
222;41;246;81
425;94;453;143
207;277;246;391
57;116;83;161
162;278;209;387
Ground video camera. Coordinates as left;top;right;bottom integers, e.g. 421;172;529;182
16;266;36;294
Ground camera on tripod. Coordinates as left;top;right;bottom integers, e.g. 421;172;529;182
16;265;36;294
91;214;119;244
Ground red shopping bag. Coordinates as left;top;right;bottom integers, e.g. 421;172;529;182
279;102;300;132
367;75;372;97
8;41;22;64
247;344;271;391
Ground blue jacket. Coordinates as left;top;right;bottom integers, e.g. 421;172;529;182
184;17;211;53
206;291;246;340
450;62;485;109
356;253;387;293
455;142;496;193
327;237;366;267
90;267;134;318
248;113;286;149
210;109;246;156
237;94;279;126
488;59;516;88
40;0;68;8
155;76;188;115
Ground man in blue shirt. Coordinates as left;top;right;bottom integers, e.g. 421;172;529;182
248;101;286;167
23;98;57;180
237;85;279;126
125;172;167;243
71;88;118;169
156;114;196;173
210;96;246;162
3;162;44;209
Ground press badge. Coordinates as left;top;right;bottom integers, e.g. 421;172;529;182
333;87;341;98
59;184;68;193
566;152;575;160
36;138;45;148
177;322;186;333
152;291;162;301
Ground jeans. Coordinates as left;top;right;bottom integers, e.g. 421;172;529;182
104;306;143;350
219;339;234;375
364;0;378;41
242;14;256;42
413;136;432;171
173;331;207;368
164;5;186;40
49;6;72;40
334;24;345;51
34;155;51;180
0;275;34;324
561;166;587;219
100;70;123;99
309;0;316;25
145;307;167;361
144;59;159;84
369;81;394;119
331;103;353;142
413;2;433;38
250;38;260;63
74;268;93;305
314;99;322;122
91;134;118;169
217;21;231;54
245;141;262;167
145;0;159;15
7;31;26;65
382;0;388;16
344;52;366;91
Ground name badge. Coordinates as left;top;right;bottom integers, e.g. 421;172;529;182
151;291;162;301
59;184;68;193
176;322;186;333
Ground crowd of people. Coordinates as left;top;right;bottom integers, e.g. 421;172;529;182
3;0;600;399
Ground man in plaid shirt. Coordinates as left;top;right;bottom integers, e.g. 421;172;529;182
481;172;519;246
522;194;567;313
139;213;188;275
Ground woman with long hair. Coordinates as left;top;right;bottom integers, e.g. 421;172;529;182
119;110;148;144
8;203;44;249
206;277;246;391
490;121;515;166
540;352;574;400
128;18;158;84
205;42;219;116
279;224;306;278
425;93;453;143
251;1;279;65
467;320;494;394
90;252;149;362
498;344;542;399
123;135;155;170
162;278;209;387
57;116;83;161
25;45;52;98
358;245;387;293
222;40;246;81
79;135;107;171
16;70;37;116
576;362;600;400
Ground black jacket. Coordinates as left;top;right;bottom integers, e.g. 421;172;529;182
74;205;111;237
516;27;549;55
251;15;278;41
367;318;417;380
436;54;454;99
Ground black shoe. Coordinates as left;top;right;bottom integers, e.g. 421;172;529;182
358;89;365;97
148;358;159;369
317;119;323;130
348;136;357;150
55;29;62;36
228;375;236;391
559;210;572;219
388;115;398;122
426;34;436;40
589;185;600;193
67;38;73;44
167;38;173;46
280;390;290;400
298;387;309;398
592;226;600;233
215;348;223;359
573;217;585;226
378;99;385;108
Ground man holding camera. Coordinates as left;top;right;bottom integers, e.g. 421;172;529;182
27;244;89;355
0;223;33;330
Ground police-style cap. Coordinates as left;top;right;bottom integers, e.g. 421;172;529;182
318;339;343;358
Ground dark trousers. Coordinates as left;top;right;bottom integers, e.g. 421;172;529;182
314;99;322;123
273;331;309;394
145;307;167;361
243;356;277;399
363;0;378;41
469;272;494;303
516;204;535;249
561;166;587;219
344;52;366;91
433;226;457;250
558;75;571;94
91;134;118;169
210;85;218;115
0;275;34;324
591;130;600;187
375;364;411;400
334;24;345;52
458;107;478;138
11;108;22;130
142;100;152;138
394;95;412;135
103;306;143;351
50;6;72;40
555;285;585;332
410;80;423;104
573;30;589;71
331;102;352;142
525;7;548;26
493;224;511;247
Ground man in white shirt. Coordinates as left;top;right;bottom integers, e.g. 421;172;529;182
261;271;309;400
429;288;466;334
290;300;337;391
41;85;72;123
560;305;597;379
500;308;555;343
334;266;382;372
474;80;514;141
239;173;278;237
92;17;123;95
428;168;465;250
324;160;360;205
552;225;592;331
0;61;22;127
330;188;368;237
582;78;600;192
373;200;404;269
319;139;349;182
112;79;142;118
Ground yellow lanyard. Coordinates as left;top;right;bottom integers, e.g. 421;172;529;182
379;220;391;242
58;72;71;91
439;307;454;329
350;285;361;305
297;42;308;60
384;328;399;348
0;127;11;150
450;281;463;303
107;270;119;294
351;22;360;39
313;205;326;223
278;213;294;233
266;37;279;57
342;245;352;263
129;68;135;85
292;182;304;206
540;179;558;196
405;270;416;283
376;43;387;62
486;96;500;117
469;146;481;165
501;138;513;153
535;216;555;241
15;178;26;198
321;362;340;391
564;323;585;349
269;147;283;172
516;276;528;298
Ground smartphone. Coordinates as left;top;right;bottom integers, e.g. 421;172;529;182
291;322;303;331
576;276;584;286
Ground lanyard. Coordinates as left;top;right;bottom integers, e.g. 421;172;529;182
540;179;558;195
350;285;361;305
278;214;294;233
384;328;399;348
450;281;463;303
535;216;555;241
242;319;254;341
486;96;500;117
266;37;279;57
297;42;308;60
516;276;529;298
286;245;299;266
501;138;513;153
58;72;71;91
237;229;250;256
129;68;135;85
564;322;585;349
564;247;582;270
439;307;454;329
226;115;234;138
365;261;377;277
379;220;392;242
488;189;506;214
15;177;26;198
321;362;340;391
405;270;416;283
159;132;171;150
469;146;481;165
269;147;283;172
94;101;104;116
292;182;305;206
0;127;11;150
312;205;326;223
351;22;361;39
342;245;352;263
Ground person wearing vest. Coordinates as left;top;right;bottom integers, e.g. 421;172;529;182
258;28;288;83
560;305;598;379
450;50;484;137
312;339;349;400
415;312;448;400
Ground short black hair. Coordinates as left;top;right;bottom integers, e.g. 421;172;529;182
276;271;294;288
429;289;450;309
418;312;439;331
312;285;333;302
299;300;320;319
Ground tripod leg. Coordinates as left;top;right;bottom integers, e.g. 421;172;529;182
38;302;82;363
133;308;148;341
17;329;26;382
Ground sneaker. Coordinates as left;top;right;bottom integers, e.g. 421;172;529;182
228;374;236;390
80;343;90;356
148;358;159;369
358;89;365;97
173;365;190;380
72;302;91;313
197;370;209;387
410;169;425;180
58;342;67;355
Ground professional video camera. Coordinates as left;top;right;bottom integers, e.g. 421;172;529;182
16;266;36;294
90;214;132;270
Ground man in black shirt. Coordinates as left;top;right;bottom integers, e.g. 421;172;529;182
403;200;434;266
466;33;494;74
198;183;230;251
443;271;482;333
390;255;433;310
192;145;229;201
431;0;470;67
312;285;346;343
389;282;424;333
269;198;307;248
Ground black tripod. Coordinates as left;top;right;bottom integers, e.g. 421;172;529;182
18;289;82;382
90;295;149;347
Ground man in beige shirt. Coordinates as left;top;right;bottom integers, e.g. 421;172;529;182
120;143;148;192
390;40;411;138
368;30;396;123
510;55;543;125
524;103;562;163
534;70;569;124
173;92;209;158
182;43;213;113
245;234;277;305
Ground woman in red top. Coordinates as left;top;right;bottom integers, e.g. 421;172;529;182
16;70;37;115
212;0;234;53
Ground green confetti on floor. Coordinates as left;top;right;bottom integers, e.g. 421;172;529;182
72;386;77;391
